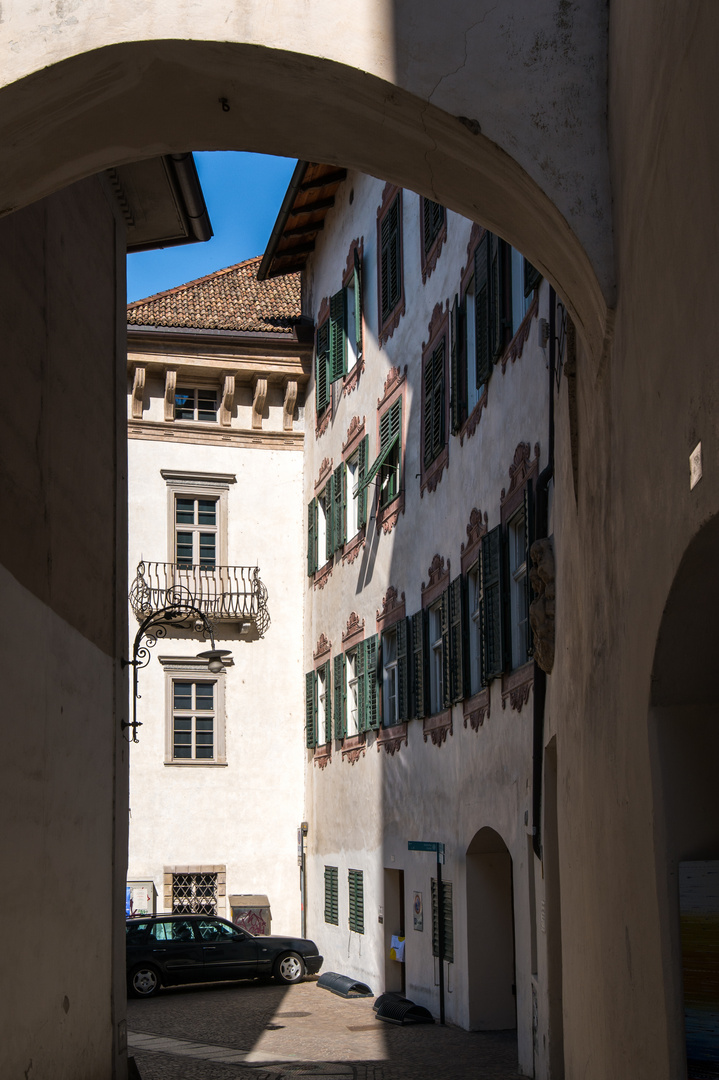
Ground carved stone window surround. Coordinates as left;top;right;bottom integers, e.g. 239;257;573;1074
376;587;406;633
341;530;366;565
463;687;490;731
377;723;408;755
420;302;450;498
460;508;488;575
342;612;365;650
314;457;334;495
342;416;366;459
313;634;332;665
313;561;333;591
341;733;366;764
499;293;539;375
501;661;534;713
421;554;450;609
376;184;406;348
314;744;332;769
459;388;488;446
423;709;452;746
500;442;540;524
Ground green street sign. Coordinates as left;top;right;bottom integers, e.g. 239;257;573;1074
408;841;445;854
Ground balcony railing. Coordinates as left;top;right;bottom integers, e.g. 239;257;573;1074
129;562;270;636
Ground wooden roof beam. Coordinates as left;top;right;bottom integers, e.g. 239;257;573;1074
298;169;347;192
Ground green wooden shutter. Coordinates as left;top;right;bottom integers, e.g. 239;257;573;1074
365;634;380;729
316;320;330;413
397;616;409;721
449;575;465;703
305;670;317;748
411;610;427;719
450;294;461;435
354;247;363;361
524;479;535;659
324;477;334;562
431;879;454;963
333;463;346;550
381;195;401;322
481;524;506;680
423;197;432;255
489;233;509;361
475;232;491;387
357;435;368;529
356;642;366;732
322;658;332;743
524;257;542;297
307;498;317;576
329;288;347;383
324;866;338;925
348;869;364;934
424;340;445;467
440;587;451;708
334;652;347;739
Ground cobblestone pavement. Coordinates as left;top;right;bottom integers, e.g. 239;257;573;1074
127;979;523;1080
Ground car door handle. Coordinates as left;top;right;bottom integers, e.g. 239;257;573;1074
152;948;166;954
203;945;217;951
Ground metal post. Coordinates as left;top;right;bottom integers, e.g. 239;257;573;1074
437;851;445;1025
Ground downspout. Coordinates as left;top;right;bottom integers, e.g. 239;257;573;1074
532;287;556;859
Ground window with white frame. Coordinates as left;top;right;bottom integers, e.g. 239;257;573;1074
346;453;360;540
318;663;331;745
175;496;218;569
316;489;329;567
382;626;399;726
510;249;534;337
509;508;529;669
347;648;360;736
175;387;218;423
172;679;216;760
429;601;444;715
467;563;483;695
162;471;234;574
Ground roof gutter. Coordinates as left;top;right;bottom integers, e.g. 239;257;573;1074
168;153;213;244
257;160;309;281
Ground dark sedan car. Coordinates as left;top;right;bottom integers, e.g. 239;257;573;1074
126;913;323;997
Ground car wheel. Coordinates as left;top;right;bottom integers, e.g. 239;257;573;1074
129;964;161;998
274;952;305;984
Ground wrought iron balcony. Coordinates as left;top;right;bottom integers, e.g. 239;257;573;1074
129;562;270;636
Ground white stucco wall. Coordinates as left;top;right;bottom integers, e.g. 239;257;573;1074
126;370;306;937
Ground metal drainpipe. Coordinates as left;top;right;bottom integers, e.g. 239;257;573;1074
532;287;556;859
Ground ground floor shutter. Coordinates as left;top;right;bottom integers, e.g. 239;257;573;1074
431;879;454;963
324;866;338;925
348;869;364;934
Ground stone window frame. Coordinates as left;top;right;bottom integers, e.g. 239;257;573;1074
163;864;226;915
160;655;229;766
162;469;235;569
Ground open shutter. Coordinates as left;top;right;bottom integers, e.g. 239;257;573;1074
307;498;317;576
475;232;491;387
423;197;432;255
322;658;332;743
433;342;445;459
354;247;363;361
333;463;346;550
315;321;330;413
411;610;427;719
305;670;317;748
397;616;409;721
440;587;451;708
450;294;461;435
357;435;368;528
365;634;380;729
334;653;346;739
481;525;506;680
356;641;366;732
524;257;542;297
324;476;334;562
449;575;465;703
524;480;535;659
329;288;347;383
489;233;509;361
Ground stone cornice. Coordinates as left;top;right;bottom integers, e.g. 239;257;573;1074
127;347;310;387
128;419;304;450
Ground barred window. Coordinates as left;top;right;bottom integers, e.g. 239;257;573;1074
172;871;218;915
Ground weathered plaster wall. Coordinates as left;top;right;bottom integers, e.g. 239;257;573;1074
0;179;128;1079
0;3;612;360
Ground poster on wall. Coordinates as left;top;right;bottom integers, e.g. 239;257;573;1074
679;860;719;1079
413;891;423;931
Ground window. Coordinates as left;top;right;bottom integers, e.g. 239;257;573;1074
509;508;530;669
467;563;483;695
324;866;339;925
423;337;446;470
175;496;218;569
305;659;332;747
172;680;216;760
431;878;454;963
422;199;445;258
337;636;380;737
348;869;364;934
510;248;534;337
428;601;445;715
377;188;404;343
315;250;364;416
150;919;195;942
172;871;218;915
175;386;218;423
346;454;360;539
307;460;351;576
362;399;402;513
381;619;409;726
347;648;360;735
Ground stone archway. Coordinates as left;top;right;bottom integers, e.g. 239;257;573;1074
466;826;517;1031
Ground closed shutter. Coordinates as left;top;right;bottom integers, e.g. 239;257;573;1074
348;869;364;934
381;195;401;322
329;288;347;383
423;339;445;467
524;480;535;659
450;294;461;435
440;586;451;708
334;652;347;739
397;616;409;721
307;498;318;576
449;575;465;703
481;525;506;680
324;866;338;925
475;232;491;387
354;247;363;361
315;320;330;414
305;670;317;748
524;257;542;297
356;641;366;732
357;435;369;529
411;610;427;719
365;634;380;730
423;199;444;254
431;879;454;963
489;233;509;362
333;463;346;551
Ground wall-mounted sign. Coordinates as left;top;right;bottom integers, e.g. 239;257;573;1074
413;891;423;931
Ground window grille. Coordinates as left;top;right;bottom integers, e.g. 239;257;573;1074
172;871;218;915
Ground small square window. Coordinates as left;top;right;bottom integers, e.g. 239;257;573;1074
175;387;218;423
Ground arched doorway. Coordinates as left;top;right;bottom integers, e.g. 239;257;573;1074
650;511;719;1077
466;827;517;1031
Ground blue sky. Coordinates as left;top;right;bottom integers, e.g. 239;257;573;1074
127;152;297;302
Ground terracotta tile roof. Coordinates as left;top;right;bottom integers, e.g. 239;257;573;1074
127;256;302;334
